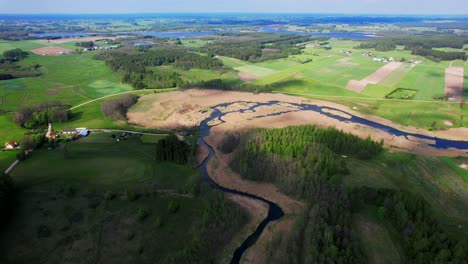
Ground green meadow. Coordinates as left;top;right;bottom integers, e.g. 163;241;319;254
1;134;244;263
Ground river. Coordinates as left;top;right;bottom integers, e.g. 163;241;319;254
197;100;468;264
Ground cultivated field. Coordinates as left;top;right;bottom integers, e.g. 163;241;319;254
445;66;465;102
346;62;404;93
31;46;73;56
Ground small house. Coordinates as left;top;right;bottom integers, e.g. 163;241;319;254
62;129;77;134
4;141;19;149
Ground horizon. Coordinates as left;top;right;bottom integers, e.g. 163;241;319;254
1;0;467;15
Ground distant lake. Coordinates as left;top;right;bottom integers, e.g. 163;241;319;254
258;27;378;39
31;28;377;40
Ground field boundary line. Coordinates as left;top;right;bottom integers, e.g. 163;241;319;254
69;88;177;110
273;91;463;104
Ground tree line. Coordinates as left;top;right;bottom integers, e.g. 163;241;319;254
13;101;70;129
95;46;226;89
199;33;312;62
356;34;468;61
101;94;138;120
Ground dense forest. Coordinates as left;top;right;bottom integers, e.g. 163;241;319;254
0;49;41;80
95;46;226;89
13;101;70;129
352;187;467;263
228;125;383;262
356;35;468;61
200;33;313;62
101;94;138;120
234;125;383;196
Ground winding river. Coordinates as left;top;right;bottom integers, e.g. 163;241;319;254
197;100;468;264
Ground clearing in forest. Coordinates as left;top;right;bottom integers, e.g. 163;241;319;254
445;66;464;103
346;62;403;93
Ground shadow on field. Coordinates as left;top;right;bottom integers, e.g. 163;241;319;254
68;111;83;122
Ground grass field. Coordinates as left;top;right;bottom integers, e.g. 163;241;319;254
354;207;404;264
1;134;241;263
0;52;132;111
345;152;468;238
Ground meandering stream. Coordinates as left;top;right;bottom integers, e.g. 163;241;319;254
197;101;468;264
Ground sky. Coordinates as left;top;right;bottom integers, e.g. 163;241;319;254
0;0;467;15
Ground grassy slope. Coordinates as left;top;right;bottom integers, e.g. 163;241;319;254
0;135;231;263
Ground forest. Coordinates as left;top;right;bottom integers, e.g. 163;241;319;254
228;125;383;262
13;101;70;129
352;187;467;263
200;33;313;62
356;34;468;61
95;46;226;89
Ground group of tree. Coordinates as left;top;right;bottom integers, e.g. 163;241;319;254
352;187;467;263
101;94;138;120
3;48;28;61
199;33;313;62
0;49;40;80
13;101;70;129
95;46;226;89
75;41;94;48
356;34;468;61
155;134;192;164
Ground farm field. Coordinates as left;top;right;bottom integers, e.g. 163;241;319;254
1;134;245;263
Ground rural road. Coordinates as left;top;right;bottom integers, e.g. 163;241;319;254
89;128;168;136
274;91;464;104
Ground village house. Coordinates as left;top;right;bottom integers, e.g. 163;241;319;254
62;129;77;134
4;141;19;149
340;50;352;55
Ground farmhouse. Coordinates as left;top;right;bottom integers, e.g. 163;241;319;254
4;141;19;149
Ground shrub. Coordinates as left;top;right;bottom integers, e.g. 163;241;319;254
101;94;138;120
